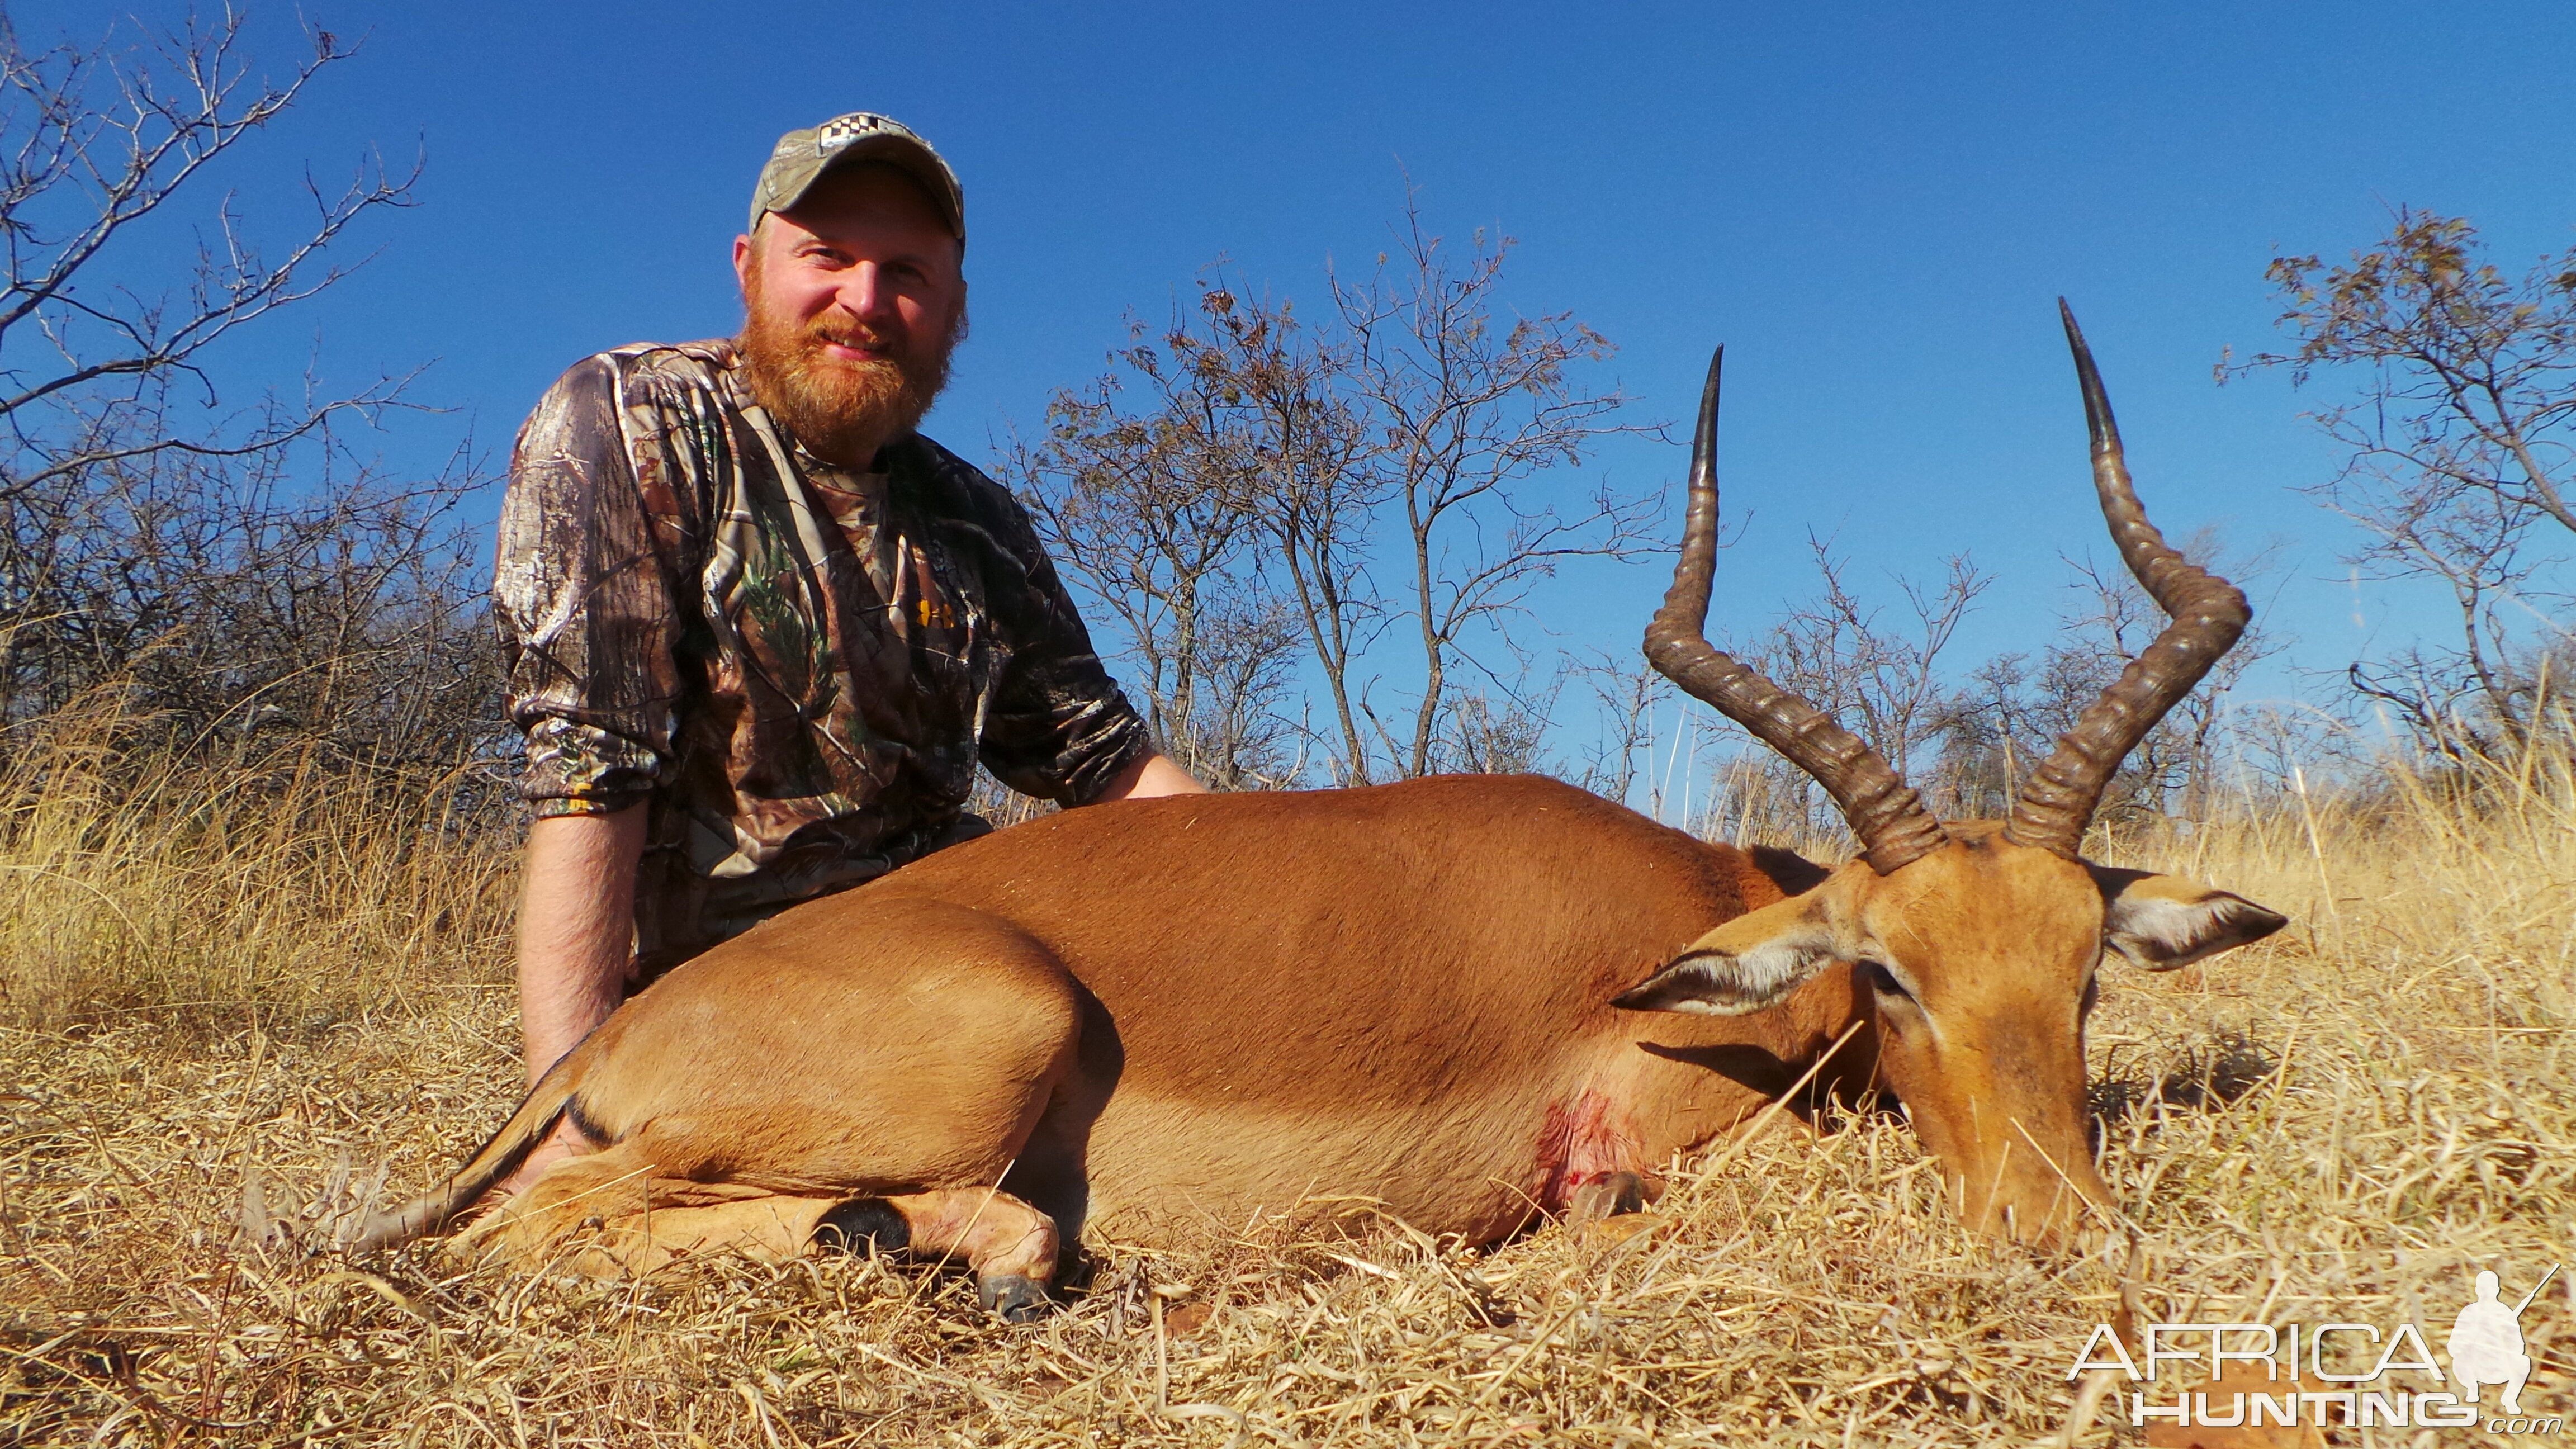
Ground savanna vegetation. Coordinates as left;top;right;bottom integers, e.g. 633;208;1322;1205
0;8;2567;1446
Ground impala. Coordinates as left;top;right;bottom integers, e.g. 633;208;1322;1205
358;305;2284;1319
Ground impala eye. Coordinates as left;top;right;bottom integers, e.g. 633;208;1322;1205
1859;961;1911;1001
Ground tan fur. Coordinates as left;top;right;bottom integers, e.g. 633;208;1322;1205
1675;820;2283;1239
364;776;2280;1300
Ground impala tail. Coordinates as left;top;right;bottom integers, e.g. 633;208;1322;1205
344;1062;580;1253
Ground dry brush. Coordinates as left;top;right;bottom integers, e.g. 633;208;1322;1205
0;733;2566;1446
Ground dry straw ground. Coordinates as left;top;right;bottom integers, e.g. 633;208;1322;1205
0;726;2566;1446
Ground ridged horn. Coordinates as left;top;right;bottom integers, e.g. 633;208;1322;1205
1644;347;1948;874
2003;302;2251;857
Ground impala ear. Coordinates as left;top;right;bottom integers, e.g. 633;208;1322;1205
2092;868;2288;971
1612;893;1841;1016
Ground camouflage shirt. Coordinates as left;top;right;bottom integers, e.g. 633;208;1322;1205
496;339;1152;970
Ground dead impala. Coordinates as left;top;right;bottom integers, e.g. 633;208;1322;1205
357;305;2284;1319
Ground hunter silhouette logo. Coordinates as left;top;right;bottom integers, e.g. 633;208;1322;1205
2450;1266;2550;1415
2069;1264;2564;1434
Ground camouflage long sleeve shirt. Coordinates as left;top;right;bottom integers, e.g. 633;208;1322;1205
495;339;1152;970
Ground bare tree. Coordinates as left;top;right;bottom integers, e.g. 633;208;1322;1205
1670;542;1990;846
0;8;489;776
1006;281;1303;788
2051;542;2273;818
1566;648;1671;807
2232;208;2575;755
1936;531;2275;825
1752;537;1988;787
1332;196;1662;779
1438;683;1557;777
1017;198;1659;790
1180;278;1384;784
0;12;414;489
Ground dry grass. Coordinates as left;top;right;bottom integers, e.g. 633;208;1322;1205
0;717;516;1036
0;731;2569;1446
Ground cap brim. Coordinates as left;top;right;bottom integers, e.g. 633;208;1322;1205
756;135;964;242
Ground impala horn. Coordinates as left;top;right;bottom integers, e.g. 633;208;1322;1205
1643;347;1948;875
2002;302;2251;858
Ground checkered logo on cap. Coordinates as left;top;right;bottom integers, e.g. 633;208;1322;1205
814;113;901;157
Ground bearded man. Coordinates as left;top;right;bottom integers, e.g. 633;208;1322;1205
492;113;1201;1191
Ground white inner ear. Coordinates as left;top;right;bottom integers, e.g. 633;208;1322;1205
1654;933;1837;1015
2104;891;2272;970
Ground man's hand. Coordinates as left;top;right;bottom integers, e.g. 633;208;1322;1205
1094;752;1206;802
495;805;646;1198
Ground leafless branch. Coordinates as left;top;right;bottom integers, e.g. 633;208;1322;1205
1332;187;1665;777
0;8;488;787
2231;207;2575;754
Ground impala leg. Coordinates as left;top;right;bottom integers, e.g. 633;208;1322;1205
446;1140;657;1271
444;1130;843;1277
432;897;1092;1310
820;1187;1062;1322
584;1187;842;1275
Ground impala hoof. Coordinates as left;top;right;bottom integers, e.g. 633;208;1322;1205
978;1274;1051;1323
1569;1171;1649;1223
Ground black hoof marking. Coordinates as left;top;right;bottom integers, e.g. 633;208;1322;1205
816;1198;911;1257
1570;1171;1647;1223
1600;1171;1647;1218
978;1274;1052;1323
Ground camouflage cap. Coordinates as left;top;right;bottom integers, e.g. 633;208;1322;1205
747;113;965;249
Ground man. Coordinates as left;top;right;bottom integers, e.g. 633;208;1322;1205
493;113;1201;1190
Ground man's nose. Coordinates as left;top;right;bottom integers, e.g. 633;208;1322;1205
837;262;899;325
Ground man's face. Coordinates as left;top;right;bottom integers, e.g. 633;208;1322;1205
732;163;967;467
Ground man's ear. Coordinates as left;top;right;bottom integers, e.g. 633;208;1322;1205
1612;892;1842;1016
2091;868;2288;970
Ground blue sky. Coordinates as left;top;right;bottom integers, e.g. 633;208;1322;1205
29;1;2576;768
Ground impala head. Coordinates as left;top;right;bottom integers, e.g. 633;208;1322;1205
1614;304;2286;1245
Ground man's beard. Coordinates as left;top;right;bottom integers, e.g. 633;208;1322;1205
737;289;961;467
